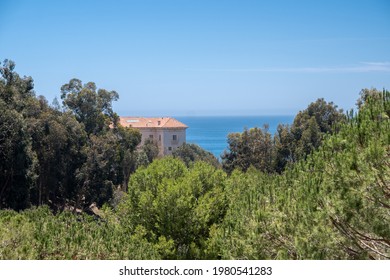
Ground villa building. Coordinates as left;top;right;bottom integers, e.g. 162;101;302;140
119;117;188;156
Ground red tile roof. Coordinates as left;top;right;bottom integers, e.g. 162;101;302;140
119;117;188;129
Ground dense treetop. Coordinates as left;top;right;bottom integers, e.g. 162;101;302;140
0;60;141;210
221;98;346;174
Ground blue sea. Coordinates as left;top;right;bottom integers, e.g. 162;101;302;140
175;116;295;159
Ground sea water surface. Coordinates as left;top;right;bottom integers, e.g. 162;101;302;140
175;116;295;159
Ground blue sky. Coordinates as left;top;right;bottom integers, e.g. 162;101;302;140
1;0;389;116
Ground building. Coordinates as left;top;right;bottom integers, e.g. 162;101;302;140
119;117;188;156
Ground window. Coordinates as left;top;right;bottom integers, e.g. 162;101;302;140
159;135;161;141
168;147;172;151
173;135;177;141
149;135;153;139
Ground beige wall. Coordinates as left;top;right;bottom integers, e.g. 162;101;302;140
138;128;186;156
162;128;186;155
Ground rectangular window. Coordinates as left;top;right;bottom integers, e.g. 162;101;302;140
173;135;177;141
159;135;161;141
168;147;172;151
149;135;153;139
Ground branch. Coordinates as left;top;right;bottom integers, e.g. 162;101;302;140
359;239;390;259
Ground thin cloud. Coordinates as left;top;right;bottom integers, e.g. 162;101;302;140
186;62;390;73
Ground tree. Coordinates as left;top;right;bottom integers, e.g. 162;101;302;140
1;60;142;210
141;139;159;164
208;90;389;259
114;126;142;191
0;101;34;210
118;158;227;259
172;143;220;168
222;125;273;173
0;59;35;109
60;79;119;135
290;98;345;161
26;100;87;208
0;60;36;210
222;98;346;174
272;124;294;173
61;78;142;206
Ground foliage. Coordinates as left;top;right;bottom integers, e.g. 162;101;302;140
207;89;389;259
60;79;119;135
140;139;160;164
0;60;141;210
0;206;166;259
114;125;142;191
288;98;345;161
222;125;273;173
0;100;34;210
222;99;345;173
27;101;87;208
172;143;221;168
0;60;36;210
1;59;388;260
117;157;227;259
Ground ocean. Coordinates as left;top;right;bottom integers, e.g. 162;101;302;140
175;116;295;159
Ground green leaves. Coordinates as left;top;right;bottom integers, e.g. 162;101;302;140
222;98;346;174
1;60;389;260
0;206;164;260
60;78;119;135
0;97;34;210
208;89;390;260
222;126;273;173
119;158;227;259
1;61;143;210
172;143;220;168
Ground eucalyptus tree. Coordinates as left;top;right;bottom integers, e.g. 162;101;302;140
289;98;345;161
222;125;273;173
60;78;141;207
0;100;34;210
60;79;119;135
172;143;220;168
0;60;36;210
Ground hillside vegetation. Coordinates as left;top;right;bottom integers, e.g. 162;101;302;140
207;90;389;259
0;60;389;259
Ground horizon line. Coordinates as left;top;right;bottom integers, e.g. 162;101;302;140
185;62;390;73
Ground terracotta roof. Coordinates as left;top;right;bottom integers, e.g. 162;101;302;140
119;117;188;129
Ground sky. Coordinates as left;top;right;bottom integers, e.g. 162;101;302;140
0;0;389;116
